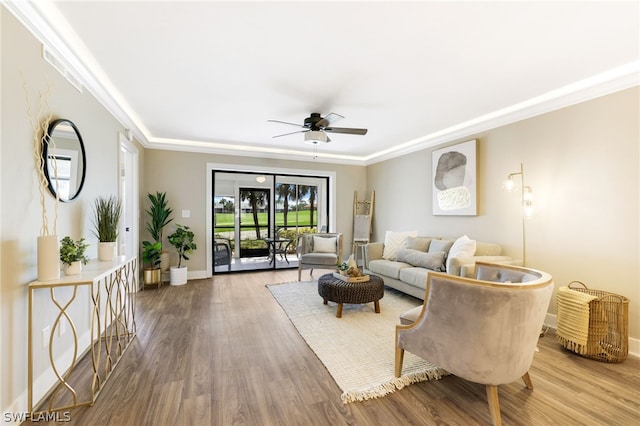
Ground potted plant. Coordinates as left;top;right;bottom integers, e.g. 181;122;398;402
145;192;173;272
92;195;122;261
141;240;162;287
59;236;89;275
167;224;196;286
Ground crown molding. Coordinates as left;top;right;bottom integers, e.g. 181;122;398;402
6;1;638;166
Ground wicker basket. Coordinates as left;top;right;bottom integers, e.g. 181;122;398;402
557;281;629;363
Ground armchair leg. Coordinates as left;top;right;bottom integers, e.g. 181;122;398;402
394;346;404;377
486;385;502;426
522;372;534;390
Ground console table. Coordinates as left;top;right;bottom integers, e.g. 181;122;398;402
28;256;137;414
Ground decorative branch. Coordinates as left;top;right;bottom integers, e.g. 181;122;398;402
22;73;57;236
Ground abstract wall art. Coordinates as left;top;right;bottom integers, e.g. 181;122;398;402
432;139;477;215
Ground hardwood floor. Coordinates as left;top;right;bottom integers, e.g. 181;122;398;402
27;269;640;425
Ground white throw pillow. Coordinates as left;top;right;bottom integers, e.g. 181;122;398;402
313;236;337;253
448;235;476;259
382;230;417;260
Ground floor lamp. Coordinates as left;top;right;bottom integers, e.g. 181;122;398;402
503;163;533;266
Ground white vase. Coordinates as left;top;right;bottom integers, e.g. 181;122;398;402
64;261;82;276
170;266;188;286
98;242;116;261
37;235;60;281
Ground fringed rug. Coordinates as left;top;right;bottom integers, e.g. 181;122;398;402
267;280;448;403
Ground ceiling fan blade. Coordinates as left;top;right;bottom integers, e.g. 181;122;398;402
323;127;368;135
316;112;344;128
272;129;310;138
267;119;304;128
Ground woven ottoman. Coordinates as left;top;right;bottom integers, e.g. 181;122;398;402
317;273;384;318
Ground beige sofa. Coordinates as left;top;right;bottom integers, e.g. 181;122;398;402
362;233;517;300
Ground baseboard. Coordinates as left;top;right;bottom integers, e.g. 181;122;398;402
544;313;639;359
188;269;208;280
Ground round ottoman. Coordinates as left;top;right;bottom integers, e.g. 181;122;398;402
317;273;385;318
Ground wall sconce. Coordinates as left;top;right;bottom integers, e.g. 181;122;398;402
503;163;534;265
256;175;266;184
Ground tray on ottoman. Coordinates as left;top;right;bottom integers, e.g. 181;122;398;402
332;272;370;282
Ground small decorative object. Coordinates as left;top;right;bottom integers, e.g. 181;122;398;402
141;240;162;286
334;255;369;282
92;195;122;261
167;224;196;286
145;192;173;272
59;236;89;276
38;235;60;281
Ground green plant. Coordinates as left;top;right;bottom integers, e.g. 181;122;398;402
167;224;197;268
92;196;122;242
59;236;89;266
145;192;173;246
141;240;162;268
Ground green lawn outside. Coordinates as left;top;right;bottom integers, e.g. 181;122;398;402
215;210;318;230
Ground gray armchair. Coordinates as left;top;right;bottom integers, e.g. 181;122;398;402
297;233;343;281
395;262;553;426
213;238;231;271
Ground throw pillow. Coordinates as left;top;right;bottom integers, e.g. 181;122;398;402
313;236;336;253
405;236;432;252
396;248;446;271
428;239;453;254
448;235;476;259
382;230;417;260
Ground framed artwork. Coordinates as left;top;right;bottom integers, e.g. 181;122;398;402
432;139;477;215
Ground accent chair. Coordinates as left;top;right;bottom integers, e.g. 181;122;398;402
297;233;343;281
395;262;553;426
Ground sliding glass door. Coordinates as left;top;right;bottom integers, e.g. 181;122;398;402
212;171;329;273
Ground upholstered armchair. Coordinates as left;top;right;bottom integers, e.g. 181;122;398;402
297;233;343;280
395;262;553;426
213;238;231;270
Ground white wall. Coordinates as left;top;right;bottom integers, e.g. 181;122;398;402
142;150;367;272
1;7;130;414
367;87;640;343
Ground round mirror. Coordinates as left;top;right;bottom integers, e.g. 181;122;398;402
42;119;87;202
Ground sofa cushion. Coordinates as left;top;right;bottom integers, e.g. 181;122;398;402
398;267;431;290
405;236;432;252
397;248;446;271
368;259;411;279
313;236;336;253
429;239;453;254
382;230;417;260
300;252;338;266
449;235;476;259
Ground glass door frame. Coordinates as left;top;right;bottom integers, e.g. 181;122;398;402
208;165;335;275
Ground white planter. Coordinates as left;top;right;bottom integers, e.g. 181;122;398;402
170;266;188;286
64;261;82;276
98;242;116;261
38;235;60;281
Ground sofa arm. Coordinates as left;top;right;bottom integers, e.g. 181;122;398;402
448;255;518;277
362;242;384;269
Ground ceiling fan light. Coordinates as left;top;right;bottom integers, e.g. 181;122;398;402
304;130;329;144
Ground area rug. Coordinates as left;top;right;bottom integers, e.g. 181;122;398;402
267;280;448;403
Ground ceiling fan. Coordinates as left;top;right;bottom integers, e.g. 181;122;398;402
268;112;368;144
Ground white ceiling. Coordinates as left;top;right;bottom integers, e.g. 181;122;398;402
9;1;640;165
